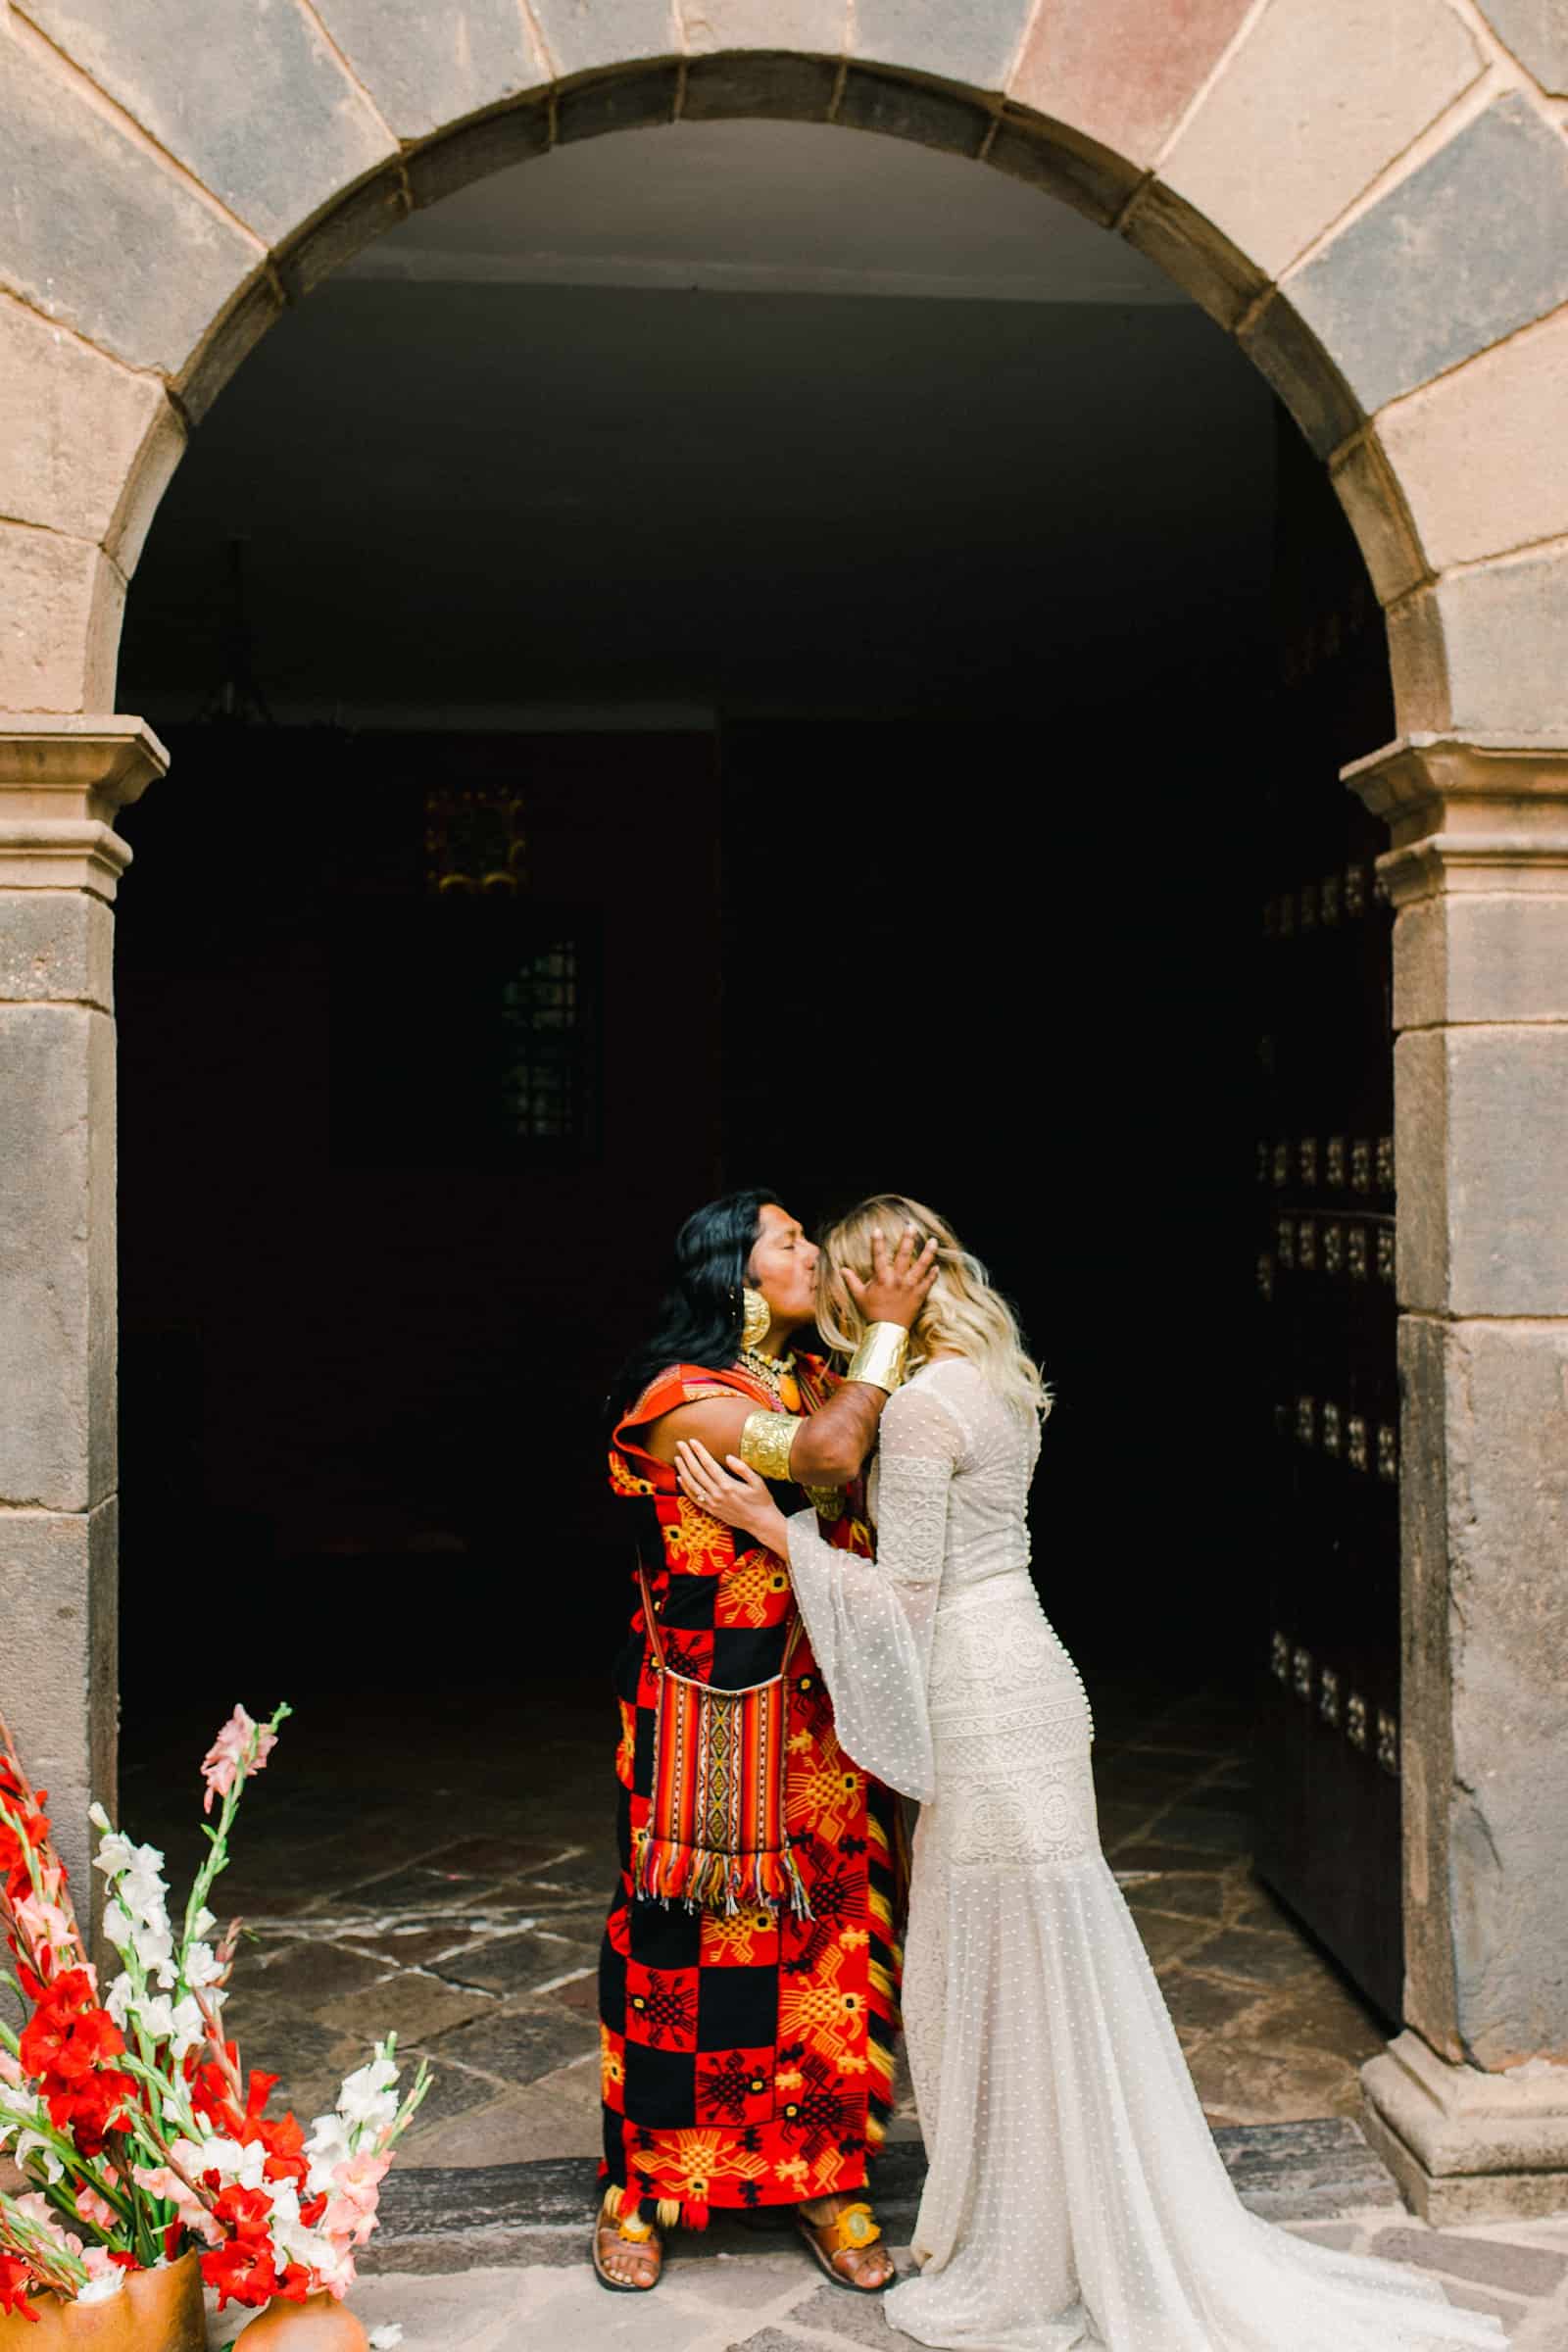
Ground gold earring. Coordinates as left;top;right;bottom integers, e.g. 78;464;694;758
741;1286;771;1349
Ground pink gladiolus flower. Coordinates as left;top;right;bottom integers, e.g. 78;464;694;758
14;1889;77;1972
0;2050;22;2086
320;2150;390;2249
132;2165;224;2247
200;1707;278;1817
13;2192;82;2257
309;2235;359;2298
74;2186;118;2234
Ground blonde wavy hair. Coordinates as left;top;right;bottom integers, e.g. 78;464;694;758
814;1194;1051;1421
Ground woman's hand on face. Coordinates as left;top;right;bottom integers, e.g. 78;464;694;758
675;1441;792;1554
846;1222;940;1330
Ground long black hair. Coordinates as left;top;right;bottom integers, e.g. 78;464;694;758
608;1186;780;1430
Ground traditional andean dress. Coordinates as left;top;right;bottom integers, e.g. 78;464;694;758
783;1356;1506;2352
599;1353;904;2225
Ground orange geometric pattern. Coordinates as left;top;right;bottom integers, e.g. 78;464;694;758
600;1354;904;2222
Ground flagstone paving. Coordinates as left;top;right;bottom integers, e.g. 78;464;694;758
116;1673;1568;2342
204;2209;1568;2349
123;1669;1394;2170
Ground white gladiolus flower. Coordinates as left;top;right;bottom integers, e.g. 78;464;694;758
170;2133;266;2190
102;1899;136;1952
142;1922;177;1989
14;2131;64;2183
92;1830;135;1880
104;1972;134;2031
303;2112;352;2193
336;2052;400;2132
190;1907;217;1940
368;2328;404;2348
87;1802;112;1833
77;2274;125;2305
181;1940;224;1991
169;1994;207;2060
117;1843;169;1919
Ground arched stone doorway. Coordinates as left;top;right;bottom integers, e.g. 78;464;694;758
1;9;1564;2222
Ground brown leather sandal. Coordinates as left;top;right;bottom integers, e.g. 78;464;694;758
592;2187;664;2292
796;2195;895;2292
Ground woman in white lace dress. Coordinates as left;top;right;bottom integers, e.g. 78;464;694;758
674;1195;1505;2352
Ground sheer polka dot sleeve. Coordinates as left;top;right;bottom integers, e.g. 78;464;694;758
783;1380;962;1803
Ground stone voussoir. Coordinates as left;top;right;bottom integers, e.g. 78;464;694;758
1330;431;1430;606
680;50;844;122
984;108;1145;227
18;0;396;247
1159;0;1484;285
309;0;552;143
1122;178;1270;331
0;295;168;548
851;0;1035;93
1009;0;1256;168
526;0;681;79
1374;302;1568;573
1239;290;1364;460
0;20;262;375
834;61;998;157
680;3;848;58
1477;0;1568;96
1284;90;1568;417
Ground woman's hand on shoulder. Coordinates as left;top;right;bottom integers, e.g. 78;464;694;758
675;1441;792;1555
846;1222;939;1329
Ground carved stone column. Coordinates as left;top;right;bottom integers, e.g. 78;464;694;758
0;716;167;1935
1345;734;1568;2220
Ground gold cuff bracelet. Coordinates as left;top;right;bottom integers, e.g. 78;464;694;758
739;1408;800;1481
845;1321;908;1395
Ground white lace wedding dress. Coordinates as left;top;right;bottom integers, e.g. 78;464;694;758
783;1357;1505;2352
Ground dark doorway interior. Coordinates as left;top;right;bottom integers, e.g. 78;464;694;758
108;127;1395;2069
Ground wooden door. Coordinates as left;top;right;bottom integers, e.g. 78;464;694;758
1252;415;1402;2020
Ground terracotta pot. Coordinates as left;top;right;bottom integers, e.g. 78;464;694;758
0;2252;205;2350
235;2292;370;2350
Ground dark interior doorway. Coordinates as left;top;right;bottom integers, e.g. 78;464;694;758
107;123;1395;2082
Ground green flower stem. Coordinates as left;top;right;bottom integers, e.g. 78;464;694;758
8;2110;130;2223
0;2191;90;2293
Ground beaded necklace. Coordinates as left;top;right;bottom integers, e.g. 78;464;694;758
739;1344;796;1401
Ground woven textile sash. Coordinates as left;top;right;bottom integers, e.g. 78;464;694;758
634;1563;810;1920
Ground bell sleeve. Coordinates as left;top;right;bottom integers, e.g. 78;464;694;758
783;1381;961;1804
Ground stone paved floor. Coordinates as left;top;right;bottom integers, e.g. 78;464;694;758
206;2210;1568;2348
117;1672;1568;2344
126;1669;1390;2165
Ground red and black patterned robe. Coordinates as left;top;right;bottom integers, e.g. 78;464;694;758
599;1354;904;2224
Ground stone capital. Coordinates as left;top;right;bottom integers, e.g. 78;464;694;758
0;714;169;900
1342;734;1568;906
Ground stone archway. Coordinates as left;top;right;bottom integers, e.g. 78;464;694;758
1;4;1564;2221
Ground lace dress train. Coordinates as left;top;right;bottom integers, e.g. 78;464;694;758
783;1360;1505;2352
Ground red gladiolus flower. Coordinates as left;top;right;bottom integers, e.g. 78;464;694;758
0;2252;39;2322
18;1967;136;2155
197;2183;308;2311
252;2108;309;2186
191;2051;244;2136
